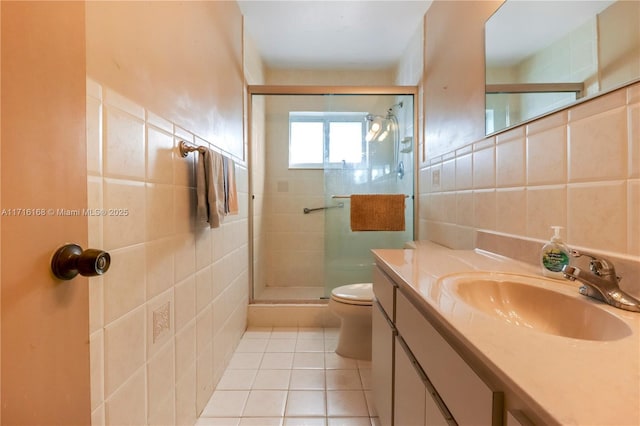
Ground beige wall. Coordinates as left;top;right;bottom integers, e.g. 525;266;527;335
86;1;244;160
417;2;639;297
423;1;503;159
1;1;91;423
599;0;640;91
85;2;248;424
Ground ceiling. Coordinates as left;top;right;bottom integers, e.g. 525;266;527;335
237;0;433;70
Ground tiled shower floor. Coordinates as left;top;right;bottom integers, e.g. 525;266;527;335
196;327;380;426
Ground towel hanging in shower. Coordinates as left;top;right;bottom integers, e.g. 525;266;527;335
350;194;405;231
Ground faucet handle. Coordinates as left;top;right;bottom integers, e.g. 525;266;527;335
570;249;619;280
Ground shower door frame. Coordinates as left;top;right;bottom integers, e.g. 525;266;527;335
246;85;419;303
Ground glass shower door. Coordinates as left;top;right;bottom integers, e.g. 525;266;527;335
323;95;414;296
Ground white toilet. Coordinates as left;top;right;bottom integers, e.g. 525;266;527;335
328;283;374;360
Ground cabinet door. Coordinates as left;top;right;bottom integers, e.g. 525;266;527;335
372;301;395;426
396;291;502;425
506;411;534;426
395;336;426;426
425;389;451;426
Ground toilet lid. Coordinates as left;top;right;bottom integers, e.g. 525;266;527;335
331;283;373;306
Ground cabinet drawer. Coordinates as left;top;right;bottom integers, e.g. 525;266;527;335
373;266;396;320
396;290;502;426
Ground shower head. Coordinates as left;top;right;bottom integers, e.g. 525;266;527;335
365;114;395;143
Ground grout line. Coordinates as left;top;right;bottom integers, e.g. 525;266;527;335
200;327;379;424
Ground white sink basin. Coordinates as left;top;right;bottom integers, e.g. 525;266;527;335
437;272;632;341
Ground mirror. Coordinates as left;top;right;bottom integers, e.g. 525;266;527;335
485;0;640;134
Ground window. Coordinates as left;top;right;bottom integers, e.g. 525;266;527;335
289;112;366;169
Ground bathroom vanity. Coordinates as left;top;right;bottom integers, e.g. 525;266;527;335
371;241;640;425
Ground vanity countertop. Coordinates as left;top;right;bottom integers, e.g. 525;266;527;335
372;241;640;426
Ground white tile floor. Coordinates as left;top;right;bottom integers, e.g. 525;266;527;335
196;327;380;426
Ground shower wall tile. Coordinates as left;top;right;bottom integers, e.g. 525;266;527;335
419;81;638;262
87;80;248;425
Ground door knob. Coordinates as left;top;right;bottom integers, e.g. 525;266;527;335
51;243;111;280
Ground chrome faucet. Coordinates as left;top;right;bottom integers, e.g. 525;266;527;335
562;250;640;312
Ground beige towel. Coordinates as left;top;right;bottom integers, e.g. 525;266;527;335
350;194;406;231
223;156;239;215
196;148;225;228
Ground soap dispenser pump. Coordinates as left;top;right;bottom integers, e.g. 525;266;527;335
541;226;570;279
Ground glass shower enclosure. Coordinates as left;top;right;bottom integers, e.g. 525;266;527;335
249;87;415;302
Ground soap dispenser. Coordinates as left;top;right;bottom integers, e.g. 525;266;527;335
541;226;570;279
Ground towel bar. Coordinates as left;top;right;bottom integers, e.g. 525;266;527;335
303;203;344;214
178;140;206;158
331;194;411;199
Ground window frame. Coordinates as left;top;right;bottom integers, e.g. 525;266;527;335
288;112;368;170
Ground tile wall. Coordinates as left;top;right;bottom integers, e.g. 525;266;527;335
419;81;640;261
86;78;249;425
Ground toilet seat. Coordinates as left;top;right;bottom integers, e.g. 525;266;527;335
330;283;373;306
